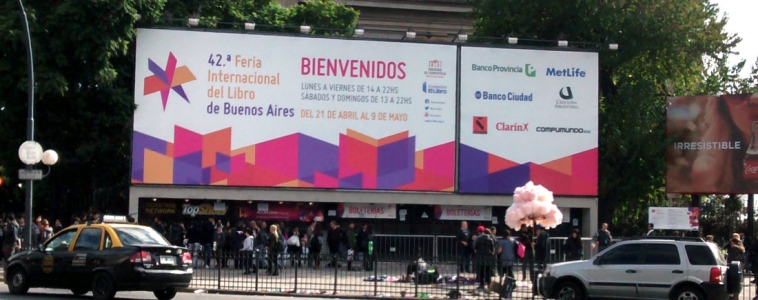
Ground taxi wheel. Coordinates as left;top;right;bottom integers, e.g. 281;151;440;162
7;267;29;295
71;286;89;296
91;272;117;300
153;287;178;300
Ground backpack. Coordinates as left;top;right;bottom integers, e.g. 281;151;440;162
310;235;321;249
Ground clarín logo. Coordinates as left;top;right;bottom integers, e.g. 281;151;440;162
555;86;578;109
473;116;488;134
144;52;196;111
422;82;448;94
471;63;536;77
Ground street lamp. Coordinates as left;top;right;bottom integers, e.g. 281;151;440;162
16;0;58;249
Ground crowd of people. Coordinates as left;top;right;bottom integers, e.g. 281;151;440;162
151;217;377;276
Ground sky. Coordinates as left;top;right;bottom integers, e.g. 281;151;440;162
711;0;758;77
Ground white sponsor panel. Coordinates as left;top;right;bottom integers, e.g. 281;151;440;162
339;203;396;219
134;28;456;150
648;207;699;231
460;47;598;164
458;46;599;195
435;205;492;221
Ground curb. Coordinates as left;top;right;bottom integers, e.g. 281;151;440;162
178;288;415;300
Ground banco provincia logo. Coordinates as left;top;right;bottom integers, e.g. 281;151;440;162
143;52;197;111
471;63;536;77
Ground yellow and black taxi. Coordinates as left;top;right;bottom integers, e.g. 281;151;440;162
4;215;192;300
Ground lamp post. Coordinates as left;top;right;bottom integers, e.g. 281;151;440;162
16;0;58;249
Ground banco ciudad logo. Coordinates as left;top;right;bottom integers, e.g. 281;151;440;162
143;52;196;111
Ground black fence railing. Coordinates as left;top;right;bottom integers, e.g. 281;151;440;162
186;250;758;299
189;250;534;299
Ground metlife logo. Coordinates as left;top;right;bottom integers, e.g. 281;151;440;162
545;67;586;78
471;64;536;77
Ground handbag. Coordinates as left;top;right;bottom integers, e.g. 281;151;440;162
516;242;526;259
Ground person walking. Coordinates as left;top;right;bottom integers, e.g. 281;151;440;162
267;224;282;276
727;238;745;300
592;223;613;253
497;229;517;279
564;229;583;261
516;224;533;281
473;226;497;291
241;228;256;274
310;226;324;269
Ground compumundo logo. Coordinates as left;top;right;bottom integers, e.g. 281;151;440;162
144;52;196;111
422;82;447;94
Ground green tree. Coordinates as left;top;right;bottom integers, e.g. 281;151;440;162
0;0;358;218
470;0;748;233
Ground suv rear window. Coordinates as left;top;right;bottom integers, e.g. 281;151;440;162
686;244;725;265
115;227;170;246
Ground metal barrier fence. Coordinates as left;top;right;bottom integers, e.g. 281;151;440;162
189;251;533;299
186;236;758;299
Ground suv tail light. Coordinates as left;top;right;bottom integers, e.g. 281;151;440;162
182;252;192;265
129;250;153;264
709;267;722;283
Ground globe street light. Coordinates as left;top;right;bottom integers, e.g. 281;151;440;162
16;0;58;249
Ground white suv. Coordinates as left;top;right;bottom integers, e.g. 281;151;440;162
537;237;740;300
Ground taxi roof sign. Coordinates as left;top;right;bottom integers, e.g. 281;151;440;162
102;215;131;224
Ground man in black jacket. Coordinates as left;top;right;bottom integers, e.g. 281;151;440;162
327;221;344;268
456;221;471;273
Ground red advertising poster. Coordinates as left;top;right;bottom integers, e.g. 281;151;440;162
237;202;324;222
667;94;758;193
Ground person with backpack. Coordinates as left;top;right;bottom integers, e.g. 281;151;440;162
473;226;497;291
310;226;324;269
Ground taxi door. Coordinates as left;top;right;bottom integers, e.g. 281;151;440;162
39;229;78;287
69;227;104;284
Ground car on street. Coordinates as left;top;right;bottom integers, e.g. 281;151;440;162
537;236;741;300
4;215;193;300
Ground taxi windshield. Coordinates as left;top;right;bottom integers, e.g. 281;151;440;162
114;227;170;246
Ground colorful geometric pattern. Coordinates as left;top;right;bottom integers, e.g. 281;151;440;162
132;126;454;192
458;144;597;196
143;52;196;110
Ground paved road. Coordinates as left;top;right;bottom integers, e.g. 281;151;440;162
0;285;336;300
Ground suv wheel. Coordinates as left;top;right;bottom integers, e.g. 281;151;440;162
554;280;584;300
671;286;704;300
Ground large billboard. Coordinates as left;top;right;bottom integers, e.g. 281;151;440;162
132;29;456;192
458;47;599;196
666;94;758;194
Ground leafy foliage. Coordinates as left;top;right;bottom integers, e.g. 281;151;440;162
0;0;358;220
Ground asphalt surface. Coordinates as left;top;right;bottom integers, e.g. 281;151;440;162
0;285;337;300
